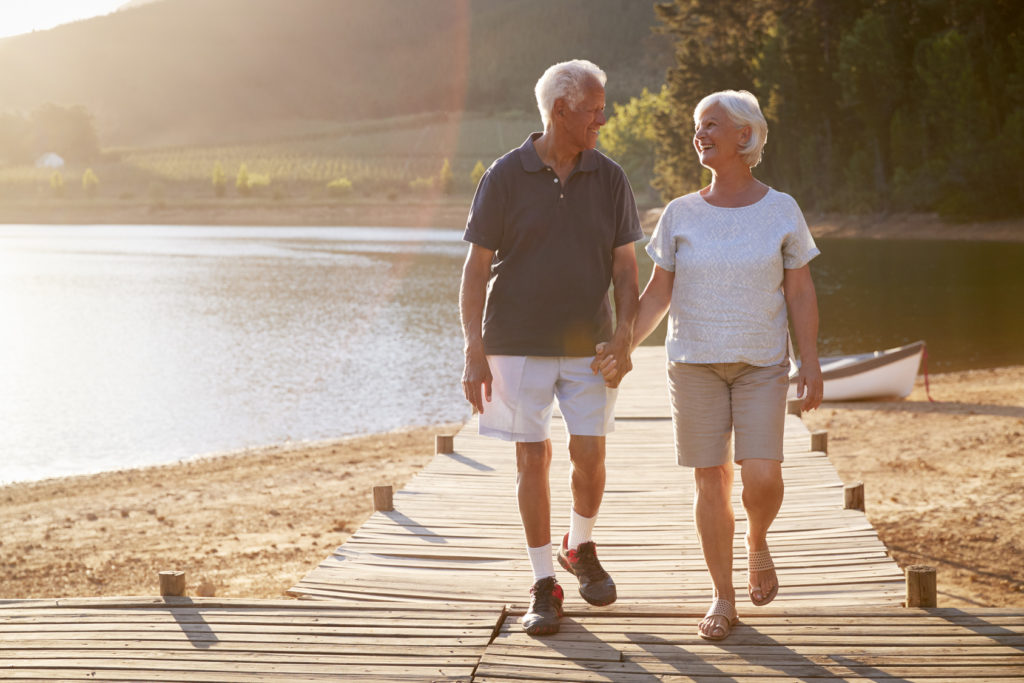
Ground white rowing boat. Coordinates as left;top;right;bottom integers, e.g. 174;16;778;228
789;340;926;401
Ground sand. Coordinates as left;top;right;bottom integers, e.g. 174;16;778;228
2;204;1022;606
2;367;1022;607
802;366;1024;608
0;424;460;600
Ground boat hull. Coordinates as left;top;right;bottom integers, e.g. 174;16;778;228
789;341;925;402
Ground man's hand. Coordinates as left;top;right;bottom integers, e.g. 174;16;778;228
590;339;633;389
462;343;492;414
795;359;823;411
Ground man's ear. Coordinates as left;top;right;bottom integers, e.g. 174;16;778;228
553;97;567;120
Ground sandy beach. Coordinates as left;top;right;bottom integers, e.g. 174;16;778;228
2;204;1022;606
3;366;1022;607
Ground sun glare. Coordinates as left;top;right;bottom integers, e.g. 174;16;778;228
0;1;128;40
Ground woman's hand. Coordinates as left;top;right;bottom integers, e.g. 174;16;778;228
795;359;823;411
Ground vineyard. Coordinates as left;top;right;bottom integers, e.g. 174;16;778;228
0;112;539;203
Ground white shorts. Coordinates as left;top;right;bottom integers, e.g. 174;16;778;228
479;355;617;442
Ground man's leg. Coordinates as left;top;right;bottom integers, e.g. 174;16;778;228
517;440;553;548
568;434;605;520
558;433;616;605
516;439;564;636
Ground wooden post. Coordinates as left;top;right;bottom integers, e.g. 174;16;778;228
373;485;393;512
811;430;828;453
786;398;802;417
159;570;186;597
905;565;937;607
435;434;454;455
844;481;865;511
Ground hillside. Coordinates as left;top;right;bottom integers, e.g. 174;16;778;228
0;0;671;148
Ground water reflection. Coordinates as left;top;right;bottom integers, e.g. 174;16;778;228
637;237;1024;372
1;226;1021;484
0;226;468;484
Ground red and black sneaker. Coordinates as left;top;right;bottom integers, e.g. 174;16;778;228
557;532;617;606
521;576;564;636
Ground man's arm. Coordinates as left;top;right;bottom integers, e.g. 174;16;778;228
595;264;673;383
595;242;639;388
460;243;495;413
783;264;823;411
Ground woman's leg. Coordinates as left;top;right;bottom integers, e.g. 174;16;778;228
740;458;783;603
732;362;788;605
694;462;735;638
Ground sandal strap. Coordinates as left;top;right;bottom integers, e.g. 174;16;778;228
704;597;736;620
748;549;774;572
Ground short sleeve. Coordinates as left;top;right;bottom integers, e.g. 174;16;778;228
463;167;503;250
781;198;820;269
612;169;644;248
644;203;677;272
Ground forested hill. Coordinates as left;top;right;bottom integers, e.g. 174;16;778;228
0;0;671;147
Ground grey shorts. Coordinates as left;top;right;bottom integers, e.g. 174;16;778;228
667;361;789;468
479;355;617;442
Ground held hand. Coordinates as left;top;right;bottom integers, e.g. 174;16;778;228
796;360;824;412
462;347;492;414
593;338;633;389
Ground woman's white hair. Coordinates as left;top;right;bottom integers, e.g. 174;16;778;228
693;90;768;167
535;59;607;130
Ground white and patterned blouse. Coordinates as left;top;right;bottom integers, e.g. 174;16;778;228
646;188;820;366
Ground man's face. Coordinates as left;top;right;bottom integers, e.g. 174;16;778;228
560;79;606;151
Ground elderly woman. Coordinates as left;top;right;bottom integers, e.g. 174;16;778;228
598;89;823;640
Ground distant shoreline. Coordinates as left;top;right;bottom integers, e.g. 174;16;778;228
1;199;1023;241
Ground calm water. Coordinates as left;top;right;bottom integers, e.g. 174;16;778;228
0;226;469;484
2;227;1022;484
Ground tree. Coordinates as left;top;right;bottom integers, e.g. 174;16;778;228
438;158;454;194
470;160;487;188
599;87;667;198
212;162;226;197
50;171;64;198
236;163;251;196
82;168;99;198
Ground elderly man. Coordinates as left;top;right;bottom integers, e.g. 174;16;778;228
460;59;642;636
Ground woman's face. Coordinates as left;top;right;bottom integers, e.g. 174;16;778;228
693;103;749;170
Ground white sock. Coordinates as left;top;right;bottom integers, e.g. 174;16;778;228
527;544;555;581
567;510;597;550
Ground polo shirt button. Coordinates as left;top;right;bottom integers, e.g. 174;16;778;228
553;178;559;183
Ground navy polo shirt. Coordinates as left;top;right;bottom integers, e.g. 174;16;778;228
464;133;643;356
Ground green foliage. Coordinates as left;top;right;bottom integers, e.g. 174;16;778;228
470;160;487;188
235;163;251;196
212;162;226;197
438;158;454;194
82;168;99;197
653;0;1024;219
327;177;354;196
599;87;667;198
49;171;64;198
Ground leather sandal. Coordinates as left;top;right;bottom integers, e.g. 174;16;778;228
698;597;738;641
748;548;779;606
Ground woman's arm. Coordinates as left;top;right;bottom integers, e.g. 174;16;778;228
783;264;823;411
593;265;674;382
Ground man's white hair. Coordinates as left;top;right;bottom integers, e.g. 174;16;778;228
693;90;768;167
535;59;607;130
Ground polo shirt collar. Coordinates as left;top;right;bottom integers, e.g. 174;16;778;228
518;132;599;174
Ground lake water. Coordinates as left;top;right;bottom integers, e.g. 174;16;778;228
2;227;1022;484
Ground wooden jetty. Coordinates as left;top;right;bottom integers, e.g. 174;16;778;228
2;347;1022;681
